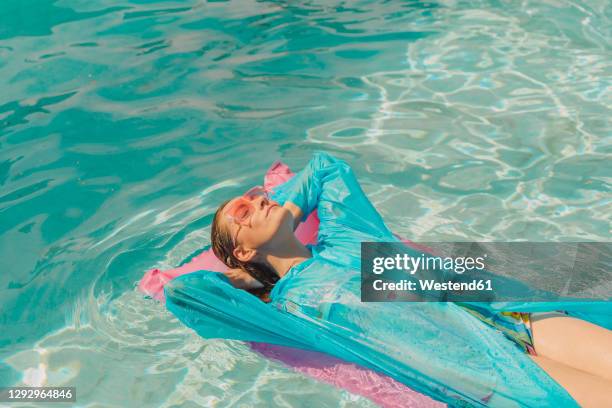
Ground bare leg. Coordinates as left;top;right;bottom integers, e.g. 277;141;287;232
531;312;612;381
529;355;612;408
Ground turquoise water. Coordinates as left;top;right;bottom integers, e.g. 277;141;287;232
1;0;610;406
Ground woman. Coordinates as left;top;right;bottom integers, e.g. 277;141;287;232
177;152;611;406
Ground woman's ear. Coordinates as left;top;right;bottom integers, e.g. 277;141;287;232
233;245;257;263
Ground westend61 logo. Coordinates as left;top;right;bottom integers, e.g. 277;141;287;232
361;242;612;302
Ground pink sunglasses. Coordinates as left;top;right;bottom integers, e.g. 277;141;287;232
224;186;274;244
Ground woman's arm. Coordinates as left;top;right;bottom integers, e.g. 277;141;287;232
224;268;264;290
272;152;395;240
283;200;303;231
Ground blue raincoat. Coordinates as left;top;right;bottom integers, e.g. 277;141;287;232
166;152;610;407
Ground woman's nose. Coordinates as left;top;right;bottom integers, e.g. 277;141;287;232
256;195;269;209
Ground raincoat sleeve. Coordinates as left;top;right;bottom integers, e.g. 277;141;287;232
165;271;324;348
272;152;395;241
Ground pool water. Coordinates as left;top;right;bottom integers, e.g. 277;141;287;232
1;0;610;406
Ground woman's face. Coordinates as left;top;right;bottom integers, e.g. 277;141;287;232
221;194;293;256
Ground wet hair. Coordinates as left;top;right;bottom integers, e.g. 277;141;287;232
211;199;279;302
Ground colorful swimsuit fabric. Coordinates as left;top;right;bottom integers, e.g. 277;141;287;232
165;152;611;407
460;306;536;355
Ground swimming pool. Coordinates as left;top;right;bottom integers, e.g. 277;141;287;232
1;0;610;405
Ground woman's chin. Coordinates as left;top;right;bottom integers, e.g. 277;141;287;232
269;209;295;237
271;205;290;222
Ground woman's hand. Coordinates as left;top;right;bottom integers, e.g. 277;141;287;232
224;268;264;290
